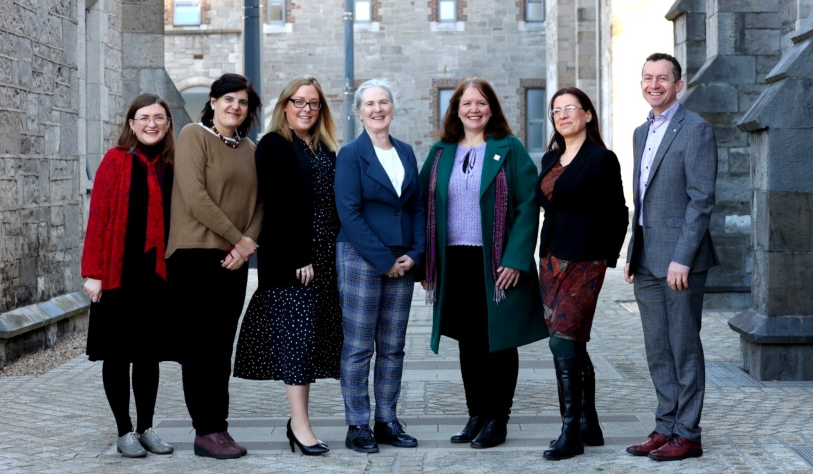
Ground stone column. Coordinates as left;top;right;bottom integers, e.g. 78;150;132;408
547;0;577;95
122;0;190;133
666;0;706;94
669;0;786;308
729;12;813;381
574;0;597;101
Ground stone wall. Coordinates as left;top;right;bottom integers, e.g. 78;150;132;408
163;0;245;97
0;0;85;313
0;0;187;367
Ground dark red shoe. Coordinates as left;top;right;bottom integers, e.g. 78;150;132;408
221;431;248;456
193;432;242;459
648;435;702;461
625;432;669;456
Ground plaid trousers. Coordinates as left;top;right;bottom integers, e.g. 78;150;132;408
336;242;414;425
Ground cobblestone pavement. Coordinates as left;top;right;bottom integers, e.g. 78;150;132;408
2;246;813;473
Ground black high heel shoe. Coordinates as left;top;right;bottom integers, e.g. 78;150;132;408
287;418;329;455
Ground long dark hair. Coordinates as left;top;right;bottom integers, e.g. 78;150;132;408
200;73;262;137
546;86;605;152
116;93;175;164
440;78;513;143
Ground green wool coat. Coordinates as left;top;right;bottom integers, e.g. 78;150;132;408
420;135;549;354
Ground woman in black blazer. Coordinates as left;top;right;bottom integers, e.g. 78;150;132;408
233;76;342;456
536;87;628;460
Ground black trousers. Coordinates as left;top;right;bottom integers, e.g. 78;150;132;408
444;246;519;423
168;249;249;436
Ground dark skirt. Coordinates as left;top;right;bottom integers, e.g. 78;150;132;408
538;249;607;342
86;252;181;362
439;245;490;345
234;285;321;384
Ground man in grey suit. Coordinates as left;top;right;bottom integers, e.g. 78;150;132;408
623;53;719;462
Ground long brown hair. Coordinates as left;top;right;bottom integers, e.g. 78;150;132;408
267;75;338;152
116;93;175;163
546;86;605;152
439;78;513;143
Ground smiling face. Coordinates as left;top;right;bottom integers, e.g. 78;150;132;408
641;59;684;116
129;103;170;147
210;89;248;133
457;86;492;136
284;85;320;137
357;86;393;135
552;93;591;141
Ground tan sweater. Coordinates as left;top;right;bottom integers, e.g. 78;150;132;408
166;123;263;257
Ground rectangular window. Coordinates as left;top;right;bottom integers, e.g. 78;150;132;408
439;89;454;123
526;89;547;152
439;0;456;22
268;0;285;24
174;0;201;26
526;0;545;22
355;0;371;22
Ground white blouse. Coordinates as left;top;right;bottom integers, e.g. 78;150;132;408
373;146;405;197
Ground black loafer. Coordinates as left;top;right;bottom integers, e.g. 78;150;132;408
345;425;379;453
470;419;507;449
451;416;486;443
374;420;418;447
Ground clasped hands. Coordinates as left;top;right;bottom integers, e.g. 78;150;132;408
386;255;415;278
221;236;259;270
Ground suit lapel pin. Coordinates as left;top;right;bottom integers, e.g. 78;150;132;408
673;129;677;132
493;154;501;161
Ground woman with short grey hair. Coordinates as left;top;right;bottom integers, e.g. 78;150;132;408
334;79;425;453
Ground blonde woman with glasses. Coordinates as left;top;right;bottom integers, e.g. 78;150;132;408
233;76;341;456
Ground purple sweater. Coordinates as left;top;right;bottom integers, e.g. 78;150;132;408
447;143;486;246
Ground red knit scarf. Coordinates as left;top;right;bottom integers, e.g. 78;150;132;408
131;149;167;281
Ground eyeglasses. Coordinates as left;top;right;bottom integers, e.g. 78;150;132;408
288;98;322;111
550;106;584;119
641;76;675;85
132;115;168;126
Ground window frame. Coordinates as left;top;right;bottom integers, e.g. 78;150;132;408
525;88;547;154
354;0;372;23
525;0;545;23
267;0;286;24
438;0;457;23
173;0;202;27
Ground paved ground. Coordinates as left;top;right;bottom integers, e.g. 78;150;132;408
2;238;813;473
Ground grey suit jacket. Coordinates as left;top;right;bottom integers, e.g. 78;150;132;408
626;103;720;278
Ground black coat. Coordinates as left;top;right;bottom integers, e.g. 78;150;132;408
254;132;335;288
535;141;628;268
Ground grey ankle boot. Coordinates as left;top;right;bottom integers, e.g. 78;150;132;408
139;427;174;454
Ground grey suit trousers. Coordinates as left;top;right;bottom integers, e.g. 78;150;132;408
633;239;707;442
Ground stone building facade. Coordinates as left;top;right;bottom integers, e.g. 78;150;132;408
0;0;185;367
163;0;613;167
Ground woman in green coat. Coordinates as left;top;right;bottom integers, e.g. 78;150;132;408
420;78;548;449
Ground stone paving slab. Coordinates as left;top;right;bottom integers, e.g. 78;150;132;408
2;249;813;473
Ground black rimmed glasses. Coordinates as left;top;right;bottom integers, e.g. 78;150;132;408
550;105;584;119
288;98;322;111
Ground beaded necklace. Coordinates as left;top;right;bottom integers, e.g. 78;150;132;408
211;123;240;149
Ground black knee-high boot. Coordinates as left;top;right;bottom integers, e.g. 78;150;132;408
544;357;584;460
579;352;604;446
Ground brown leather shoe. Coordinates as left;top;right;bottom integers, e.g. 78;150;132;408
625;431;669;456
648;435;703;461
193;432;242;459
221;431;247;456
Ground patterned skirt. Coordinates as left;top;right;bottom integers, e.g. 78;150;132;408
234;285;335;385
538;250;607;342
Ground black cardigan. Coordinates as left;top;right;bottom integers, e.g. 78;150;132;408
535;141;628;268
254;132;335;288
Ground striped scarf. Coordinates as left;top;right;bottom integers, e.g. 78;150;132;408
425;146;509;304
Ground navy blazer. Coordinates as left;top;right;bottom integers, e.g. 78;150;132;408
335;130;426;275
536;141;628;268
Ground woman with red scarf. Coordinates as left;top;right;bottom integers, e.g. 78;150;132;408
82;93;178;458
